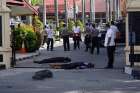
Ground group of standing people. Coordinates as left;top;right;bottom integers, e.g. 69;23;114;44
42;25;54;51
42;20;120;69
60;22;81;51
84;23;100;55
42;22;82;52
84;20;120;69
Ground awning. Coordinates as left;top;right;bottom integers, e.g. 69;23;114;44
8;5;36;16
7;0;38;16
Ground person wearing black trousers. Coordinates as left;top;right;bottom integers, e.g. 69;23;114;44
90;24;100;54
104;24;116;69
84;23;91;52
73;23;81;50
61;24;70;51
46;26;54;51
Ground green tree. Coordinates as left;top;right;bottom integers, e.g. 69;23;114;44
76;20;84;32
32;16;43;32
68;20;75;32
31;0;42;6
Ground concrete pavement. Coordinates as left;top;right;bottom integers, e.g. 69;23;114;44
0;68;140;93
0;40;140;93
15;39;125;69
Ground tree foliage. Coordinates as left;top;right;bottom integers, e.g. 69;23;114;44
68;20;75;32
31;0;42;6
76;20;84;32
32;16;43;32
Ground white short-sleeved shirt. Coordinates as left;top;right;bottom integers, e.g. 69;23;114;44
110;25;119;38
46;28;54;38
104;28;115;47
73;26;80;33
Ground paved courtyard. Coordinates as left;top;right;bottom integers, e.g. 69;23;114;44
0;40;140;93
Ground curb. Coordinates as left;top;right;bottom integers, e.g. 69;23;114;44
16;51;40;61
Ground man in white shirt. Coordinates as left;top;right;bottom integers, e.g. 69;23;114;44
104;24;116;69
73;23;81;50
45;26;54;51
110;21;120;45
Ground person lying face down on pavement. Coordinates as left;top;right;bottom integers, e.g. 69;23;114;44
49;62;95;69
34;57;71;64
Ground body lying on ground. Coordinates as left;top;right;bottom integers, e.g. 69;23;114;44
34;57;71;64
49;62;94;69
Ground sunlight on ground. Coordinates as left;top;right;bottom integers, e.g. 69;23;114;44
64;90;140;93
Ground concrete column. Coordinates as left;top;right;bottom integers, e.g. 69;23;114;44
114;0;117;20
106;0;111;22
0;0;11;69
105;0;108;22
82;0;85;24
116;0;119;20
125;0;140;74
114;0;120;20
90;0;95;22
125;0;140;66
54;0;59;27
64;0;68;26
28;0;32;25
43;0;47;26
110;0;113;21
73;0;76;22
117;0;121;19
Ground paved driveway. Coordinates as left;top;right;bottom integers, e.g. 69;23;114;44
1;41;139;93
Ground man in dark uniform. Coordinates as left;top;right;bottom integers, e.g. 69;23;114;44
61;24;70;51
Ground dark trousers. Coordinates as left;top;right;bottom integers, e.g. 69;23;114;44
91;37;100;54
107;46;115;67
73;36;80;50
47;38;54;51
63;36;70;51
84;35;91;51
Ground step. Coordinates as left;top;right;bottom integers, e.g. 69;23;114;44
16;51;40;61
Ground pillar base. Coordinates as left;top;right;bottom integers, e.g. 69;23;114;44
125;66;133;75
125;66;140;79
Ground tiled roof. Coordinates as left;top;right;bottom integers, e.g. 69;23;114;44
6;0;24;6
6;0;38;15
45;0;106;13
